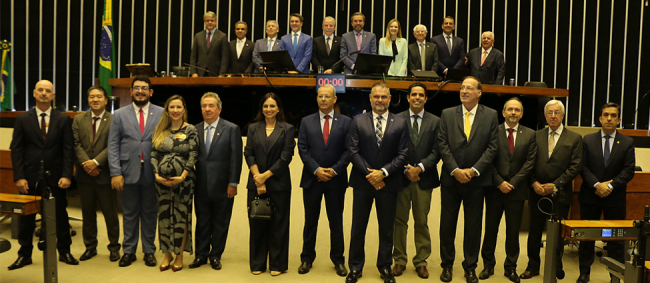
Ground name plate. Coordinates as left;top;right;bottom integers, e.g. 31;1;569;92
316;74;346;94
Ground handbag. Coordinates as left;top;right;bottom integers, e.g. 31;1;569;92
248;196;274;220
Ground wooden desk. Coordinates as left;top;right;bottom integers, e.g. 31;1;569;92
0;193;41;215
0;150;18;194
572;172;650;220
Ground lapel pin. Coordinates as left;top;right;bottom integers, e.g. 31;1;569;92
391;119;394;122
104;119;107;121
150;112;153;115
335;118;338;121
617;141;619;144
217;133;220;135
520;130;523;133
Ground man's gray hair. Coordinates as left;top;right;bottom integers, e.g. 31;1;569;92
318;84;337;97
201;92;222;108
482;31;495;41
204;11;216;20
266;20;279;28
371;82;390;95
323;16;336;26
544;100;565;114
413;24;428;33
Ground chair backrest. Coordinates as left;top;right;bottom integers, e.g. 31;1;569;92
172;66;191;77
524;81;547;88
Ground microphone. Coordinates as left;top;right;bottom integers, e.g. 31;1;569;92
331;51;361;71
183;63;219;77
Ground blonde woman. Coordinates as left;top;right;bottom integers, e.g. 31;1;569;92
151;95;198;272
378;19;408;76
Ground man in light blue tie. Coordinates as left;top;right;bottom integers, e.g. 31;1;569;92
252;20;281;72
279;13;312;74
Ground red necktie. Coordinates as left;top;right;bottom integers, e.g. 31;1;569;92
207;31;211;48
40;113;47;140
92;117;100;140
507;128;515;155
139;109;145;161
323;115;330;145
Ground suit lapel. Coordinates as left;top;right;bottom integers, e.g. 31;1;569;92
124;105;142;136
264;122;284;153
197;122;206;157
28;109;44;144
316;114;326;148
467;105;483;143
605;132;622;168
455;106;466;139
381;113;395;149
499;125;510;157
549;128;568;160
208;121;225;156
208;31;217;51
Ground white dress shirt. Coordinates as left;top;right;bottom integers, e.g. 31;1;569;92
35;107;52;134
133;102;151;127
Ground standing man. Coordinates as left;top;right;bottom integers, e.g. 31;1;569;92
479;98;537;282
577;103;635;283
108;75;163;267
312;16;343;74
252;20;282;72
465;31;505;85
430;17;466;77
392;83;440;279
521;100;582;280
280;13;313;74
190;11;230;77
297;84;351;276
340;12;377;74
72;85;121;262
229;21;255;73
437;76;499;283
407;25;439;73
8;80;78;270
189;92;243;270
346;82;409;283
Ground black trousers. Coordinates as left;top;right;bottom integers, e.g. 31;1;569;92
481;197;525;270
247;189;291;272
578;203;626;275
525;195;569;272
194;195;234;261
300;182;346;265
79;182;120;252
439;184;486;271
18;185;72;258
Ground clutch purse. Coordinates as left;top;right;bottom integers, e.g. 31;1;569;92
248;196;274;220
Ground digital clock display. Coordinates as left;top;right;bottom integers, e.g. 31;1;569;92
316;74;346;93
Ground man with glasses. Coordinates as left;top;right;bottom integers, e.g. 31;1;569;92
407;25;438;73
190;11;230;77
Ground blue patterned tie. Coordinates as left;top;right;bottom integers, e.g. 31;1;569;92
604;135;611;166
375;116;383;147
205;125;213;153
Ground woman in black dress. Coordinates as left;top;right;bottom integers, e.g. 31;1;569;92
244;92;296;276
151;95;198;272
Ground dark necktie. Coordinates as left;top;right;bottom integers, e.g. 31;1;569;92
507;128;515;155
375;116;383;147
205;125;213;153
446;36;452;54
40;113;47;140
92;116;100;140
411;115;419;145
326;37;331;55
604;135;611;166
323;115;330;145
207;30;211;48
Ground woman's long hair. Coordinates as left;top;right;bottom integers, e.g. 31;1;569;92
152;95;188;149
253;92;286;123
383;19;403;48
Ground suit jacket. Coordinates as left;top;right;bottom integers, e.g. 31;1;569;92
279;32;313;74
10;108;74;189
72;111;113;185
252;37;282;72
488;123;537;201
108;103;164;184
430;33;466;75
229;39;255;73
438;104;499;188
466;46;505;85
378;38;408;76
579;130;635;207
311;35;343;73
195;118;243;200
398;110;441;190
407;41;439;73
298;112;351;189
244;121;296;192
340;30;377;73
348;112;409;192
190;29;231;76
530;127;583;204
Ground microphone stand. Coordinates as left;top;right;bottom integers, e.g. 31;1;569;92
182;63;219;77
331;51;361;73
37;160;58;282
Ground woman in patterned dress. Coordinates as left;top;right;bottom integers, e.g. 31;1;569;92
151;95;198;272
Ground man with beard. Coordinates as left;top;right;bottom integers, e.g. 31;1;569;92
229;21;255;73
465;31;505;85
340;12;377;74
346;82;409;283
108;75;164;267
311;17;343;74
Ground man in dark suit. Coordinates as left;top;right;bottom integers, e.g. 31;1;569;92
521;100;582;280
108;75;164;267
465;31;505;85
340;12;377;74
279;13;312;74
72;85;120;262
190;11;230;77
479;98;536;282
297;84;351;276
346;82;409;283
576;103;635;283
437;76;499;283
407;25;438;73
430;17;466;77
189;92;243;270
392;83;440;279
252;20;282;72
311;16;343;74
229;21;255;74
8;80;78;270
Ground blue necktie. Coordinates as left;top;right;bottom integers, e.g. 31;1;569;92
205;125;213;153
293;33;298;51
268;39;274;51
604;135;611;166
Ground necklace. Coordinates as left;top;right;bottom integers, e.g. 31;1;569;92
266;127;274;130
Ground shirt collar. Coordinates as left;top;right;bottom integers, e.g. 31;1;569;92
549;123;564;135
267;36;277;41
92;110;106;118
505;123;518;132
292;31;302;37
600;129;617;139
204;117;220;130
319;110;334;119
133;102;150;114
237;38;246;43
462;104;478;116
417;39;426;45
409;108;423;118
482;46;493;53
35;107;52;117
372;111;389;122
206;27;217;34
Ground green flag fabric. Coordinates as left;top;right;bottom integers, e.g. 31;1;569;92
99;0;116;96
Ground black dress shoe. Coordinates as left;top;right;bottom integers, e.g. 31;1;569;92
519;270;539;279
109;250;120;262
479;268;494;280
189;258;207;269
576;274;590;283
79;249;97;261
298;262;312;274
118;254;136;267
504;270;521;283
59;253;79;265
346;270;363;283
210;259;222;270
556;268;565;280
380;268;396;283
440;267;453;282
143;253;157;267
465;270;479;283
7;257;32;270
335;263;348;277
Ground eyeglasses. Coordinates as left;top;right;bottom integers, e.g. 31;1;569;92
546;111;563;116
133;86;150;91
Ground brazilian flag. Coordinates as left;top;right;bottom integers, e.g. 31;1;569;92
1;41;15;111
99;0;116;96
